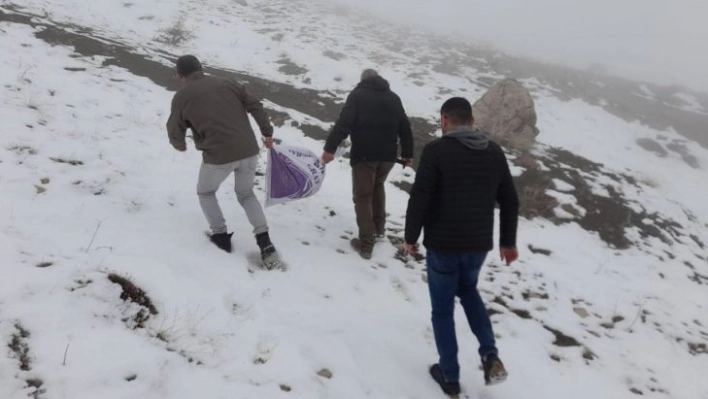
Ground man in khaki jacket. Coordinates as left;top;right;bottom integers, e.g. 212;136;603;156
167;55;279;267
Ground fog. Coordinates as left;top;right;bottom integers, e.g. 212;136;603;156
329;0;708;92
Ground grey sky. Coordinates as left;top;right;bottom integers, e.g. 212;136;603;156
330;0;708;92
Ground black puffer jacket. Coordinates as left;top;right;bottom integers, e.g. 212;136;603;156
405;129;519;252
324;76;413;164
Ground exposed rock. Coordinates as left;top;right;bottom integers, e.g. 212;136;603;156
473;78;538;151
573;307;590;319
317;368;333;379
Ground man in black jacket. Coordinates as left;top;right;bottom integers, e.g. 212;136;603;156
405;97;519;396
322;69;414;259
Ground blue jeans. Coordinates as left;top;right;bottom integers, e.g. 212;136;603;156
427;250;497;382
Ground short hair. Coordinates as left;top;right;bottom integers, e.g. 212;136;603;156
360;69;378;80
441;97;473;125
176;55;202;77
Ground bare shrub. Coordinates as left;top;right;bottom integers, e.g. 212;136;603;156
519;183;558;219
515;151;539;170
155;17;195;46
108;273;158;329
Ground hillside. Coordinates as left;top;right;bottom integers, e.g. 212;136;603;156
1;1;707;398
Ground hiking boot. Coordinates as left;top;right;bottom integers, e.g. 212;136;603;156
429;364;460;397
260;245;281;270
210;232;233;253
350;238;373;260
256;232;281;270
482;353;508;386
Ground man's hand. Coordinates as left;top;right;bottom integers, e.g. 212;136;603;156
405;243;420;256
402;158;413;168
264;136;274;149
174;143;187;152
321;151;335;165
500;247;519;265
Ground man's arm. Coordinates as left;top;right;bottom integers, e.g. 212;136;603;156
166;96;187;151
397;99;414;162
405;143;438;246
324;92;357;155
497;151;520;250
232;81;273;137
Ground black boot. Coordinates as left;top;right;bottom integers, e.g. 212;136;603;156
210;232;233;253
256;232;280;269
429;364;460;397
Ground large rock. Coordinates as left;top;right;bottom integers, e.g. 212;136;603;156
472;79;539;150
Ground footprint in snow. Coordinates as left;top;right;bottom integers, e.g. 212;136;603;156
253;339;278;365
391;276;413;303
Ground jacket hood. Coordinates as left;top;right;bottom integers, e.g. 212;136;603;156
444;126;489;150
357;75;390;91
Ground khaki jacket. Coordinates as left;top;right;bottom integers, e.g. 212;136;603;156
167;72;273;164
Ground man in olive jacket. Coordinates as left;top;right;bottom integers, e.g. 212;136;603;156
166;55;278;266
322;69;414;259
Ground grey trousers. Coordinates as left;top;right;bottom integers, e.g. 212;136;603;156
197;155;268;235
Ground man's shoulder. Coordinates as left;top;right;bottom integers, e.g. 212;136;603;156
423;138;444;153
485;139;507;156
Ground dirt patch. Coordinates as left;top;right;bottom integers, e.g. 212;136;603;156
527;245;552;256
7;323;45;398
636;138;668;157
26;378;45;399
522;290;549;300
690;234;706;249
688;271;708;286
544;326;581;347
521;146;687;249
511;309;532;319
277;57;308;76
7;144;37;155
666;141;701;169
299;123;329;141
492;296;509;308
323;50;347;61
50;157;83;166
9;323;31;371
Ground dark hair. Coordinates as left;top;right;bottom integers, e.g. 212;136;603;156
441;97;473;125
361;69;378;80
176;55;202;77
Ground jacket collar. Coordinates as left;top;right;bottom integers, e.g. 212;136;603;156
186;71;206;81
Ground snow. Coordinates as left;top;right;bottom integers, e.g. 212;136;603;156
2;2;708;399
672;92;707;115
551;179;575;192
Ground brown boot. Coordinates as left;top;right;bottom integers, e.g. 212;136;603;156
350;238;373;260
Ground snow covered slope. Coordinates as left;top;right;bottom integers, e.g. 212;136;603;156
1;1;707;399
